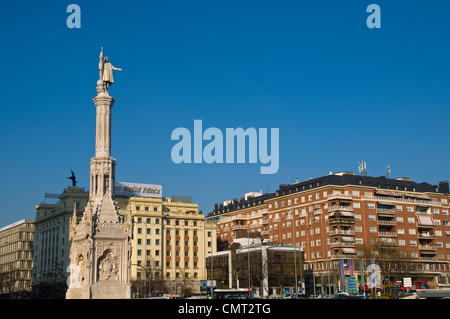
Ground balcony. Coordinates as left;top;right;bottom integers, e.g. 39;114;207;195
377;220;396;226
418;233;435;239
420;256;438;261
328;218;355;225
328;205;353;212
330;253;357;259
329;241;356;248
419;245;436;251
329;229;355;236
380;238;398;247
378;231;397;237
362;195;439;206
376;208;395;215
326;193;353;200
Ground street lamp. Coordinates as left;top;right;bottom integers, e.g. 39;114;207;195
289;204;298;296
131;263;152;296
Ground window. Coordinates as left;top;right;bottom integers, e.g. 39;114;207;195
368;203;375;209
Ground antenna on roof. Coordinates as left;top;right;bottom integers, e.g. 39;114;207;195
386;163;391;179
358;161;367;176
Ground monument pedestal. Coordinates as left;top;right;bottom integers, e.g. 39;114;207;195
66;54;131;299
91;281;132;299
66;284;92;299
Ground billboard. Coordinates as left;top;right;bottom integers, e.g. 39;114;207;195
114;182;162;198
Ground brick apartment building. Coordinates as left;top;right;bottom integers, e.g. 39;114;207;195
206;171;450;294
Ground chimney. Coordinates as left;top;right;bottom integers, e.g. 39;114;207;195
439;181;449;194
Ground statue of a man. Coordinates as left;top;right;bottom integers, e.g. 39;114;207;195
99;48;122;90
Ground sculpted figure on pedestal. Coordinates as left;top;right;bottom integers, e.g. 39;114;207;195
98;47;122;92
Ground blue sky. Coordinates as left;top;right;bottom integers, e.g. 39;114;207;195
0;1;450;227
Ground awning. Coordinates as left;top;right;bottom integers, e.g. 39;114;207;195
376;190;402;197
339;211;354;217
342;248;356;254
341;237;355;242
416;202;433;207
405;193;430;199
328;212;336;217
380;238;397;245
417;216;434;226
377;201;396;206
